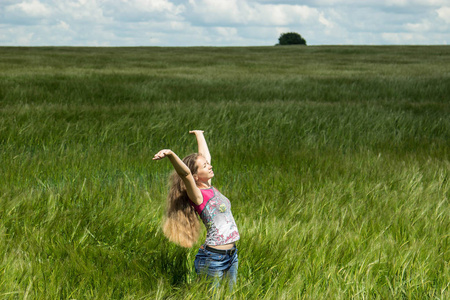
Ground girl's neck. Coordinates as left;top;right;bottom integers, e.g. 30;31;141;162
197;181;211;189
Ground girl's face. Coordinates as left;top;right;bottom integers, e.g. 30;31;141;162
194;156;214;183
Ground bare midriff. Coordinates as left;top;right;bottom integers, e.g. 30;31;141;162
208;242;235;250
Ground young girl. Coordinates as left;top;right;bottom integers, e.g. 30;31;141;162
153;130;240;290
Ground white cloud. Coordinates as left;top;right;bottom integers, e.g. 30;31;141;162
187;0;322;27
6;27;35;45
58;20;70;30
436;6;450;23
2;0;51;25
259;4;319;26
382;32;420;44
215;27;238;37
0;0;449;46
384;0;409;6
405;20;433;32
213;27;240;44
9;0;51;18
102;0;185;22
318;11;333;28
188;0;251;25
258;0;449;7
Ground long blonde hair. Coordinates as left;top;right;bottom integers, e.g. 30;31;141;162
162;153;202;248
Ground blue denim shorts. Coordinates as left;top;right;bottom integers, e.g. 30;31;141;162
194;245;238;290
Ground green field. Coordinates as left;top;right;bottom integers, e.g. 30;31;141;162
0;46;449;299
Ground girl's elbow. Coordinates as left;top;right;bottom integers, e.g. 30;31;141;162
178;170;191;178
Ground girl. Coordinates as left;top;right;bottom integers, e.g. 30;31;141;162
153;130;240;290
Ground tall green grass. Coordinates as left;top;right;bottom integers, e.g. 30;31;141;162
0;46;449;299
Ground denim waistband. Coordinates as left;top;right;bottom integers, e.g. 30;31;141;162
203;245;237;256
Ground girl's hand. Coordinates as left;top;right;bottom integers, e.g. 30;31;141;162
153;149;172;160
189;130;204;135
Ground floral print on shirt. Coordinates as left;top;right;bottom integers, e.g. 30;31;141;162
197;187;240;246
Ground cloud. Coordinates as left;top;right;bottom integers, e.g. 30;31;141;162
102;0;185;22
187;0;253;25
259;4;320;26
405;20;433;33
382;32;418;44
183;0;334;45
187;0;323;27
1;0;51;25
436;6;450;23
9;0;50;18
0;0;449;46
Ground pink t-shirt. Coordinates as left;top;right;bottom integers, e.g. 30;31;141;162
190;187;240;246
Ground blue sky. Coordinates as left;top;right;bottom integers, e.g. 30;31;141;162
1;0;449;46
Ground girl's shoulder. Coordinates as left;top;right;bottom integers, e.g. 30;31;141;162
200;186;215;198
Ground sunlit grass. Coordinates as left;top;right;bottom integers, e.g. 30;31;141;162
0;46;449;299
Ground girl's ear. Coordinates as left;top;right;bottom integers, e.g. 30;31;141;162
193;174;198;181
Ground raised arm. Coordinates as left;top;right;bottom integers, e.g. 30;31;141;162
153;149;203;205
189;130;211;164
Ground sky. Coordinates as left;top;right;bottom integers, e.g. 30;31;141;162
1;0;449;46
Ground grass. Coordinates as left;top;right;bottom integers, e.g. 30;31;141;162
0;46;449;299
